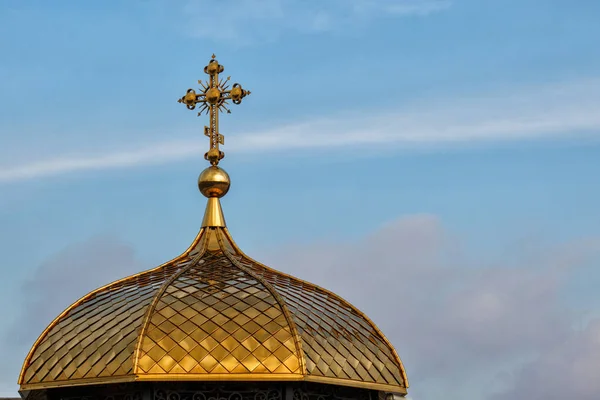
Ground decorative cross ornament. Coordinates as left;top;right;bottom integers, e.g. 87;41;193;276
178;54;251;165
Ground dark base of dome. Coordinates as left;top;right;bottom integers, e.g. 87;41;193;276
20;382;402;400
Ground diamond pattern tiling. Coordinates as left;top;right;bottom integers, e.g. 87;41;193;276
136;254;302;375
240;255;406;387
20;227;406;392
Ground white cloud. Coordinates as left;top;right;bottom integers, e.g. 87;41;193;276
491;318;600;400
177;0;452;42
1;78;600;184
257;215;600;400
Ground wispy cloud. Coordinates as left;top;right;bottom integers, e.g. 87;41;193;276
386;0;452;16
0;141;203;183
178;0;451;42
1;78;600;184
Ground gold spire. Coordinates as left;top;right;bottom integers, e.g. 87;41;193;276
178;55;251;227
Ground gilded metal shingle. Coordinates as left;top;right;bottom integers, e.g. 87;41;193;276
136;253;302;376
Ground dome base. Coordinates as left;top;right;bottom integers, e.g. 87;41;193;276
20;381;405;400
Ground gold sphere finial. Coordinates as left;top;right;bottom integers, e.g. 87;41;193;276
198;166;230;198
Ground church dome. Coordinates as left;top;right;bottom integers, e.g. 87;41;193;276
19;55;408;398
19;226;407;394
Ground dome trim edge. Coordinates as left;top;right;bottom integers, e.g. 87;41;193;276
132;230;210;374
219;227;409;389
18;228;208;387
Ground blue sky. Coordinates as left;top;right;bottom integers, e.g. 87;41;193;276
1;1;600;399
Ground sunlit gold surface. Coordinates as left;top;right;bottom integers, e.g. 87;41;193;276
198;166;231;198
19;226;408;393
177;55;250;166
202;198;226;228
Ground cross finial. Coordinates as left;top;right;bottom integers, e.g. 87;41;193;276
178;54;251;165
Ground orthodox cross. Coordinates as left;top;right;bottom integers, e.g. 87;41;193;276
178;54;251;165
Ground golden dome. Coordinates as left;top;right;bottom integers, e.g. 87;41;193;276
19;214;408;394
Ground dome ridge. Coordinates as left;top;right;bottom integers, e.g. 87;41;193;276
219;227;409;389
18;229;208;387
131;231;212;374
214;229;308;376
131;227;306;378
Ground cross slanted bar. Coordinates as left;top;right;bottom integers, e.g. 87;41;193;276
178;54;251;165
